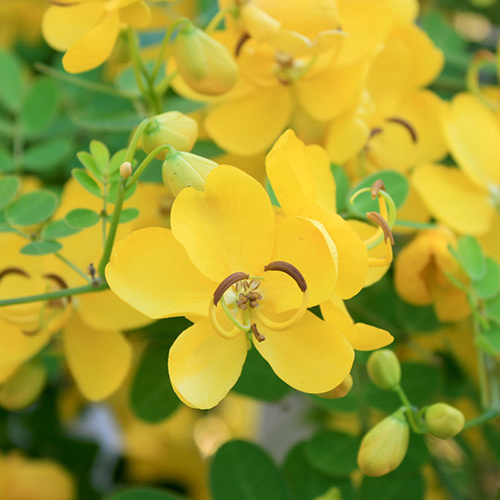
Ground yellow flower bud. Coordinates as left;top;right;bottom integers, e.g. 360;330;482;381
358;410;410;477
142;112;198;159
0;361;47;410
317;374;353;399
367;349;401;391
173;24;238;95
425;403;465;440
119;161;133;179
162;149;218;197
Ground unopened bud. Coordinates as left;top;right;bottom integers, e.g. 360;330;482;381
367;349;401;391
173;24;238;95
317;374;353;399
358;409;410;477
162;148;218;197
120;161;133;179
425;403;465;440
0;361;47;410
142;112;198;159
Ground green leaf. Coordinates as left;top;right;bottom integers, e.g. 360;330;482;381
130;339;181;423
331;164;349;213
347;171;409;218
106;488;183;500
210;440;291;500
20;240;63;256
109;149;127;175
305;431;360;477
360;472;425;500
107;180;136;203
65;209;100;229
474;258;500;300
233;347;290;401
118;207;139;224
72;169;102;198
0;223;15;233
0;176;20;209
0;49;23;112
77;151;102;181
21;78;59;136
5;190;57;226
486;294;500;324
0;144;14;173
452;236;486;281
90;140;110;174
23;137;74;172
0;115;12;137
476;324;500;355
42;219;81;240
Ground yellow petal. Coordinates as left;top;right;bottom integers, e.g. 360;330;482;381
254;310;354;393
168;319;248;409
119;0;151;27
270;215;338;308
204;85;293;156
42;3;105;51
444;92;500;189
299;206;368;299
321;298;393;350
295;59;369;122
171;165;275;281
266;129;336;215
63;316;131;401
412;163;493;235
63;11;120;73
106;227;215;319
77;290;151;331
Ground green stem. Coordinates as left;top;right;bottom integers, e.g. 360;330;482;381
156;70;178;99
125;118;152;163
205;6;237;33
54;253;91;283
395;384;425;433
0;282;108;307
394;220;439;230
126;145;171;190
463;409;500;430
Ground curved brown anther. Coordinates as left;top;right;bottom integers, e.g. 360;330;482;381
386;117;418;143
367;212;394;245
22;328;40;337
43;274;72;303
371;179;386;199
0;267;30;281
370;127;383;139
235;32;251;57
251;323;266;342
213;272;250;305
264;261;307;292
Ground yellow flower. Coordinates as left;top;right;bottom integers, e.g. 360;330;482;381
394;227;470;322
42;0;151;73
0;0;46;47
412;93;500;236
107;165;355;409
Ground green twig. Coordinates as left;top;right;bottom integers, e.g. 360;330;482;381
395;384;425;433
126;144;171;190
125;118;152;163
54;253;91;283
463;409;500;430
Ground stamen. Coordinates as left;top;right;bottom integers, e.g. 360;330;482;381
22;328;40;336
367;212;394;244
386;117;418;143
235;32;251;57
264;261;307;292
209;300;245;340
43;273;72;303
0;268;30;281
251;323;266;342
213;272;249;305
371;180;386;199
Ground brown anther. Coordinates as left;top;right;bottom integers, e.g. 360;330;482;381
213;272;250;305
43;274;72;303
0;267;30;281
251;323;266;342
235;32;251;57
386;117;418;143
264;261;307;292
249;301;260;309
22;328;40;336
371;179;386;199
370;127;383;139
367;212;395;245
248;279;260;291
246;292;262;301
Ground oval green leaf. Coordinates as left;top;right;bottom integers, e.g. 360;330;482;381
0;49;23;112
90;140;110;174
77;151;102;180
474;258;500;300
210;440;291;500
72;169;102;198
65;208;100;229
24;138;74;172
455;236;486;282
21;78;59;136
5;190;58;226
118;207;139;224
42;219;81;240
0;176;20;210
20;240;63;256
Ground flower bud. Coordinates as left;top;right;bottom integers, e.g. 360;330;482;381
162;148;218;197
142;112;198;159
425;403;465;440
367;349;401;391
173;24;238;95
0;361;47;410
119;161;133;179
317;374;353;399
358;409;410;477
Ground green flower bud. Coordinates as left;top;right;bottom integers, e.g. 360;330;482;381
142;112;198;159
367;349;401;391
162;148;218;197
425;403;465;440
173;24;238;96
357;409;410;477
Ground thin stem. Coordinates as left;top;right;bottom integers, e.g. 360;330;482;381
125;118;152;163
156;70;178;99
126;145;171;190
395;384;425;434
12;115;23;173
395;220;439;230
463;409;500;430
0;282;108;307
54;253;91;283
205;6;237;33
